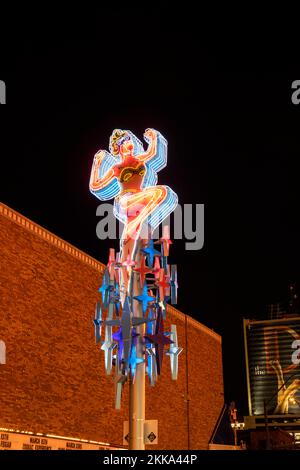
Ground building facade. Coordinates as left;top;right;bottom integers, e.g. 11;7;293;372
243;315;300;448
0;203;224;450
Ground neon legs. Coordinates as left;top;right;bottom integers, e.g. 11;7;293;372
118;186;168;241
117;186;168;304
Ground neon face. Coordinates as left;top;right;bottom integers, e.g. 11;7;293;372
119;136;133;156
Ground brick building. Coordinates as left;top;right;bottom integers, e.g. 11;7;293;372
0;203;224;450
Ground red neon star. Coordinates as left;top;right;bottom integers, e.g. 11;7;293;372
157;268;170;299
133;256;153;287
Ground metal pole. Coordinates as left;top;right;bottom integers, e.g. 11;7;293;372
129;238;145;450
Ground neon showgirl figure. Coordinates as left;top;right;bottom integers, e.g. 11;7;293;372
90;128;178;301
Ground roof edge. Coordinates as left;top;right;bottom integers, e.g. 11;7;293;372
0;202;104;273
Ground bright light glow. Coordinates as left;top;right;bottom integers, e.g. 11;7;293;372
230;422;245;429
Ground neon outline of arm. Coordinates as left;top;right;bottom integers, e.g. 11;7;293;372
138;130;158;163
138;130;168;187
89;150;116;192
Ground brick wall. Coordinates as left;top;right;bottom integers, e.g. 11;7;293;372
0;203;224;449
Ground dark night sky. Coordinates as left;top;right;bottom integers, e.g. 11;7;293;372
1;25;300;417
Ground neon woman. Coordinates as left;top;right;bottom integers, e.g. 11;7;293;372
90;129;178;298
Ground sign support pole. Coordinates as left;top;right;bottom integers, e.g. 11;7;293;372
129;238;145;450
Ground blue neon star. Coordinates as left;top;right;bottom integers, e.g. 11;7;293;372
133;282;155;315
98;268;110;307
141;240;161;268
93;302;103;344
129;342;143;379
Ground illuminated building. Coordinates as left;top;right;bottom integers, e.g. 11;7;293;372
243;306;300;448
0;203;223;450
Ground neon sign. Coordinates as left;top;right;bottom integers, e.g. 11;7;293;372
90;129;178;243
90;130;182;450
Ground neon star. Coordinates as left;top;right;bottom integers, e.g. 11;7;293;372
99;268;110;307
129;339;144;380
106;297;150;367
133;282;155;315
145;309;173;375
141;240;161;268
101;325;116;375
133;256;153;287
166;325;183;380
93;302;103;344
